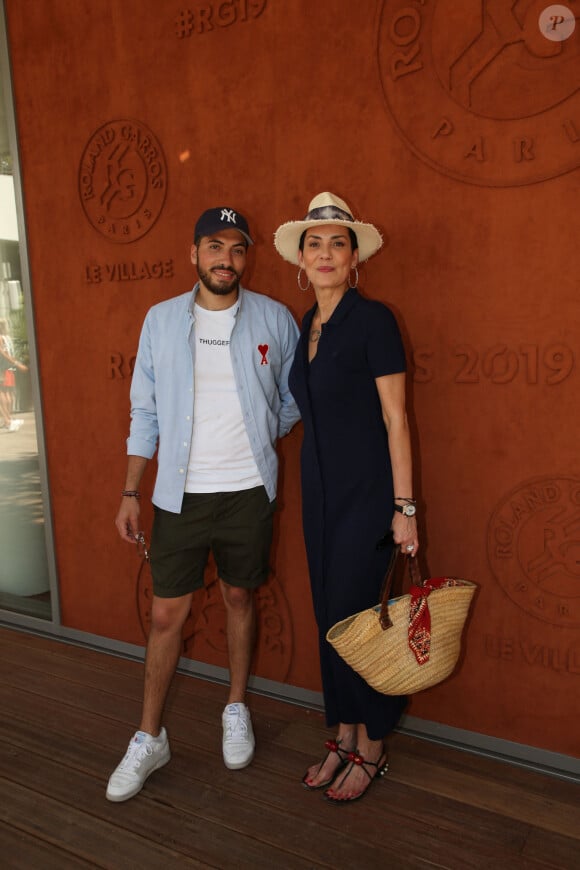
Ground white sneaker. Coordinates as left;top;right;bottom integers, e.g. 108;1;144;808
106;728;170;802
222;703;255;770
8;419;23;432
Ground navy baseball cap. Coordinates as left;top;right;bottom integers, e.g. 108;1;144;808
194;207;254;246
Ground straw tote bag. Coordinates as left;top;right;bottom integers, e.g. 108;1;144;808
326;550;476;695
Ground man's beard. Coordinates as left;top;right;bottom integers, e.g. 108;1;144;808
197;265;241;296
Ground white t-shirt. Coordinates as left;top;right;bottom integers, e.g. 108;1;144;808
185;303;263;493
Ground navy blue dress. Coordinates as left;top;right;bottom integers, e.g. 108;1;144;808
289;288;407;740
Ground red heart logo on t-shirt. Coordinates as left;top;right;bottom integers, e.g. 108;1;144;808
258;344;269;365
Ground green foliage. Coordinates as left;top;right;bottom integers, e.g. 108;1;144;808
9;308;29;365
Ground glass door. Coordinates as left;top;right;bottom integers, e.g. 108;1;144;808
0;6;55;622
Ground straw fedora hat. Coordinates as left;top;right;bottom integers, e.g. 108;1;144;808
274;192;384;265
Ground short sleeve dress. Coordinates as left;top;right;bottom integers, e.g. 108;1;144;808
288;288;407;740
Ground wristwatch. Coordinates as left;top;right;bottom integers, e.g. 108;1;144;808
394;502;416;517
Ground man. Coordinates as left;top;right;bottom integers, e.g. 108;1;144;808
106;206;300;802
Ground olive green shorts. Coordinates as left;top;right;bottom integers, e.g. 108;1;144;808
150;486;276;598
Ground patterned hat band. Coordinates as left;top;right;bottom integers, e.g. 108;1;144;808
304;205;354;223
273;191;384;264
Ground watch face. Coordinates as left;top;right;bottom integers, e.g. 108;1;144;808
403;504;416;517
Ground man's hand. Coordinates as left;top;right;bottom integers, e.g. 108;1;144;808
115;497;141;543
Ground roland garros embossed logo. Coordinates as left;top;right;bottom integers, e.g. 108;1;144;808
377;1;580;186
487;476;580;627
79;119;167;242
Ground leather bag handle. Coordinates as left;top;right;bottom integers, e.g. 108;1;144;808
379;552;423;630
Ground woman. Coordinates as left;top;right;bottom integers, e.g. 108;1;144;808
0;317;26;432
274;192;418;803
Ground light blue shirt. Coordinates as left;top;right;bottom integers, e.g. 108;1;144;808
127;283;301;512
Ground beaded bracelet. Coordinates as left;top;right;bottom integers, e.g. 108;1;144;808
121;490;141;499
394;497;416;503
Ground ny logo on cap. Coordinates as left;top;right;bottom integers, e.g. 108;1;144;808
220;208;237;224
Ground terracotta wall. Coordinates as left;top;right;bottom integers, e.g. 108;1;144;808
5;0;580;757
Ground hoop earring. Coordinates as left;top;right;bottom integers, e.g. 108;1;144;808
349;267;359;289
297;268;311;292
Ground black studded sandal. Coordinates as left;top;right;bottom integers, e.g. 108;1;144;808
324;748;388;803
301;738;353;791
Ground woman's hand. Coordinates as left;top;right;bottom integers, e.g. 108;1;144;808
392;512;418;556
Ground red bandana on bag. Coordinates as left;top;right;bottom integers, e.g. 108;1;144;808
408;578;463;664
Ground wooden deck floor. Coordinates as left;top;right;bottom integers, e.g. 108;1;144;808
0;626;578;869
